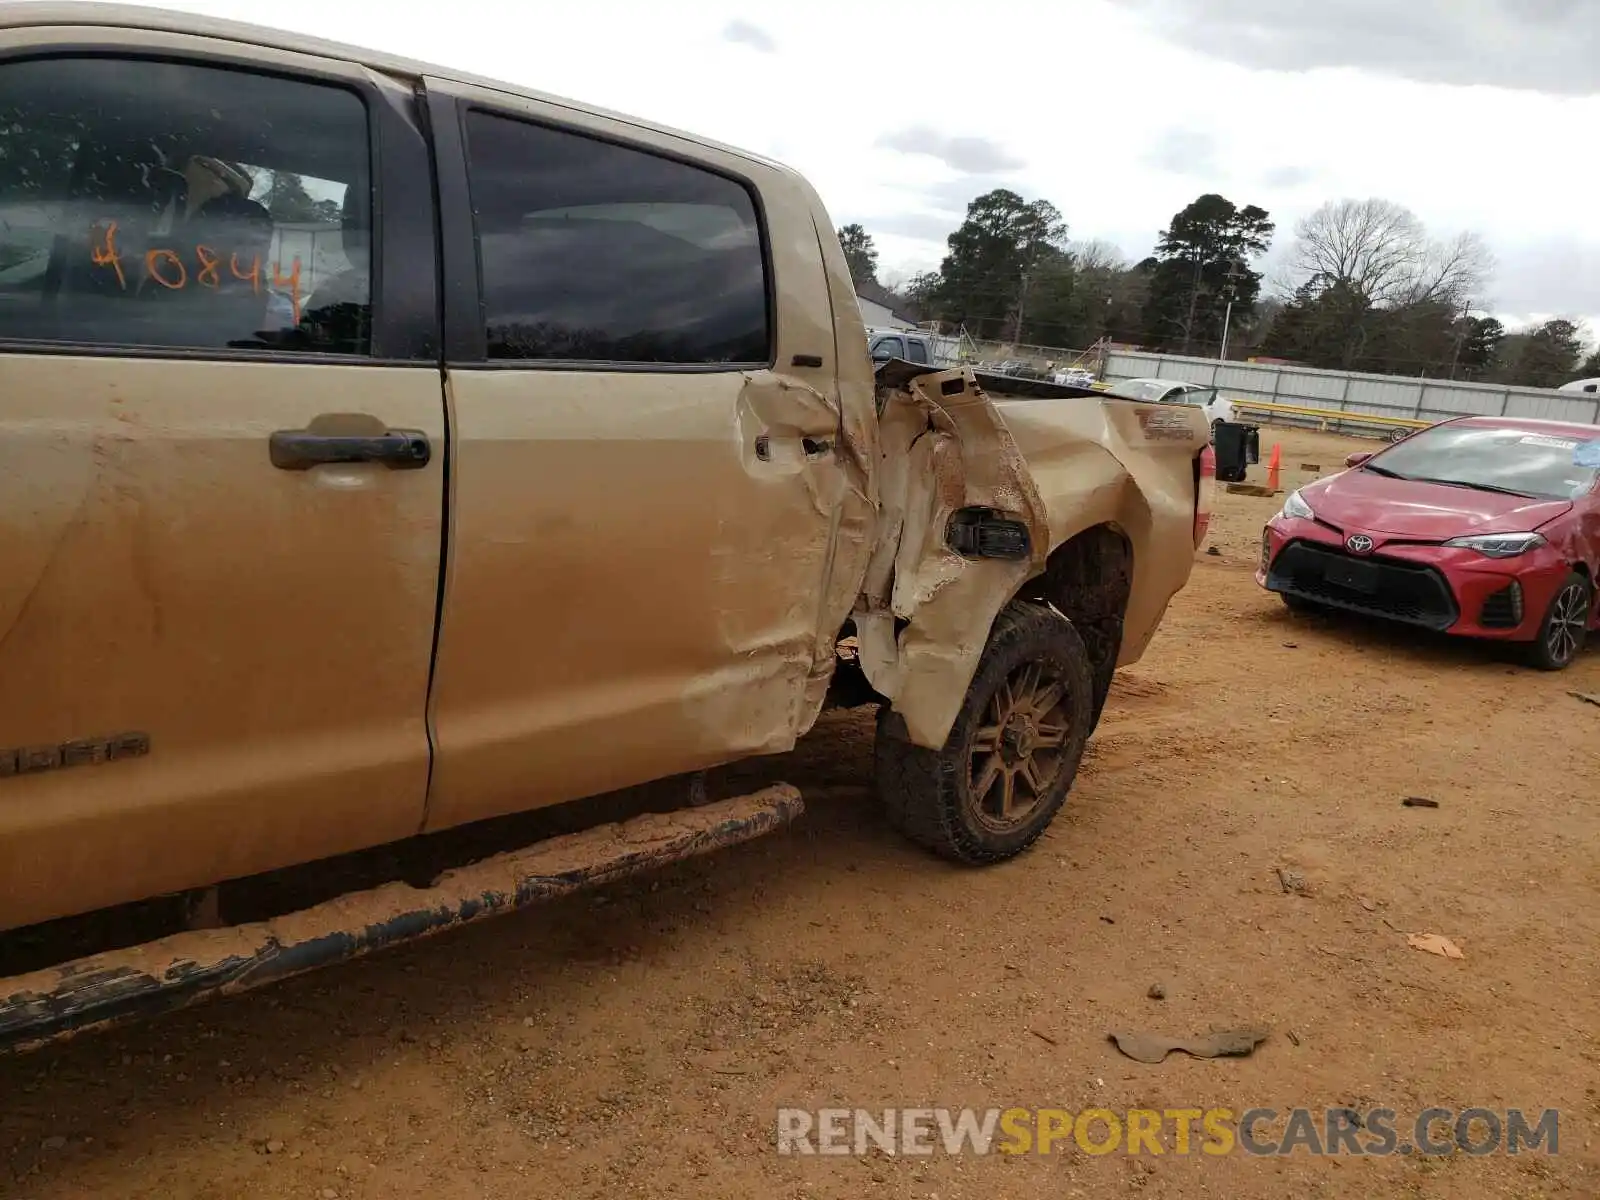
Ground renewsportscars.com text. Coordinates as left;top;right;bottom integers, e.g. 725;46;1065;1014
775;1106;1559;1157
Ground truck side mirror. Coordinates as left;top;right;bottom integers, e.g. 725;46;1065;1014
1345;451;1373;467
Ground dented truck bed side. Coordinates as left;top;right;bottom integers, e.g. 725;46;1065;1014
848;364;1207;749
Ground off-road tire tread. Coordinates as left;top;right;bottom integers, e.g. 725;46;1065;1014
875;601;1094;866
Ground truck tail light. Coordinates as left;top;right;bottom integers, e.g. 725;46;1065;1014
1194;444;1215;549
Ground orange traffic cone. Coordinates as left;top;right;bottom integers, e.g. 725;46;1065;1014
1266;442;1282;492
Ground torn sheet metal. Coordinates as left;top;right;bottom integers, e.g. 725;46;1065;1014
852;367;1048;749
851;364;1208;750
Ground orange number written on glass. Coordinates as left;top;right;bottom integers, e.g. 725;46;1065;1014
88;220;127;290
87;222;303;323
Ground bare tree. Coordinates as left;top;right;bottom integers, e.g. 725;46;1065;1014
1287;198;1428;305
1283;198;1493;310
1069;238;1127;273
1405;230;1495;307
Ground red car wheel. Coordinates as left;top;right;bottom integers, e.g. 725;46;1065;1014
1527;572;1592;671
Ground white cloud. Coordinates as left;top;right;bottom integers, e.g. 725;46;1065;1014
876;127;1027;174
1142;128;1219;178
114;0;1600;337
1260;165;1317;190
1108;0;1600;96
720;19;776;54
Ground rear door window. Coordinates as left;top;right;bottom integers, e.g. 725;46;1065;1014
461;110;771;366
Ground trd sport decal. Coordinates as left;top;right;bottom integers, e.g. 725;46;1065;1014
1136;408;1197;441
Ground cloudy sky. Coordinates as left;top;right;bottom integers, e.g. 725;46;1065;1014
125;0;1599;341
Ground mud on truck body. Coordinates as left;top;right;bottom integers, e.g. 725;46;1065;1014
0;3;1219;1052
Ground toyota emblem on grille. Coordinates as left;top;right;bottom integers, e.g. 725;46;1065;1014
1346;534;1374;554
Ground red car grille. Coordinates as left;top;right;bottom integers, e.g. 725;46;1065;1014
1267;540;1459;630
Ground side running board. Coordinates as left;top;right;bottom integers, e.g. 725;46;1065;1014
0;786;803;1055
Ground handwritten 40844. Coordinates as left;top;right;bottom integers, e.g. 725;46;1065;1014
88;220;304;324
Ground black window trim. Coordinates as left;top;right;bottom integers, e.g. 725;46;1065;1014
433;90;778;374
0;41;440;366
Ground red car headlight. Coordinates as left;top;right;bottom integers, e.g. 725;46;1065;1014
1278;489;1314;521
1441;532;1547;558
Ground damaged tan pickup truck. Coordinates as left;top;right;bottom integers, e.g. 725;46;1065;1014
0;3;1221;1052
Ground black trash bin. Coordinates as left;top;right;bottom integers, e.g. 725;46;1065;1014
1212;420;1258;483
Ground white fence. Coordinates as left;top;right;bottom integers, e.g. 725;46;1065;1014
1103;350;1600;428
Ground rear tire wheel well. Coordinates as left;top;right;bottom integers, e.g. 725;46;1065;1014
825;618;888;711
1017;524;1133;728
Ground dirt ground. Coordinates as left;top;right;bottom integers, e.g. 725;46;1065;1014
3;426;1598;1200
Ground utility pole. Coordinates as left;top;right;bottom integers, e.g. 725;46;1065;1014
1218;260;1244;361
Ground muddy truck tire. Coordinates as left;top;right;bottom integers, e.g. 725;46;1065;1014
875;601;1094;865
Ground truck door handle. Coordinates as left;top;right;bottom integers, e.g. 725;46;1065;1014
269;428;432;471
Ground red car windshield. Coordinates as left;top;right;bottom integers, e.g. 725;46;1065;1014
1366;424;1600;501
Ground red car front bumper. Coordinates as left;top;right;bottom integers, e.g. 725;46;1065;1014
1255;517;1572;642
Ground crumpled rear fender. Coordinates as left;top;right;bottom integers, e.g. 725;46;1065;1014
997;396;1206;667
851;366;1049;749
852;367;1205;751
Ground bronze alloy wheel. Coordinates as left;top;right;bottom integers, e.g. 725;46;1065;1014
875;601;1095;865
967;661;1073;831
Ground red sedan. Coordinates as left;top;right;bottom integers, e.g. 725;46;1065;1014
1257;416;1600;669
